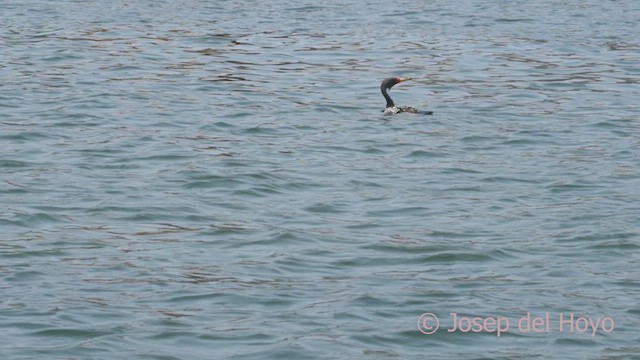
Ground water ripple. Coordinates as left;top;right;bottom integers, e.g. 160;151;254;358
1;0;640;359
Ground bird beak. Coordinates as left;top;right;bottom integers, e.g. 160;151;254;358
399;77;413;83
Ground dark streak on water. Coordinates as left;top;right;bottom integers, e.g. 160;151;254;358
1;0;640;359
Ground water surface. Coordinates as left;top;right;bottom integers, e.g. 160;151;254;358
1;0;640;359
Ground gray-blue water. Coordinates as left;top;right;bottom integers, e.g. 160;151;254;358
2;0;640;359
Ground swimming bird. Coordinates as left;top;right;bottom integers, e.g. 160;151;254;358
381;77;433;115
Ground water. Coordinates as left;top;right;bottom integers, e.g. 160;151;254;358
2;0;640;358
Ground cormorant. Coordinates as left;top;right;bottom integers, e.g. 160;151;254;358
381;77;433;115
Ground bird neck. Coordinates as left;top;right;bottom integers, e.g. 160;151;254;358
381;87;395;108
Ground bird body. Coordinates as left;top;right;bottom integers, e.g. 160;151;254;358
383;105;419;115
380;77;432;115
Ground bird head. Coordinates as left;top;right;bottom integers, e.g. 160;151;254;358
381;77;413;91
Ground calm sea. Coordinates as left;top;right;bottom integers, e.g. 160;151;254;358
1;0;639;359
